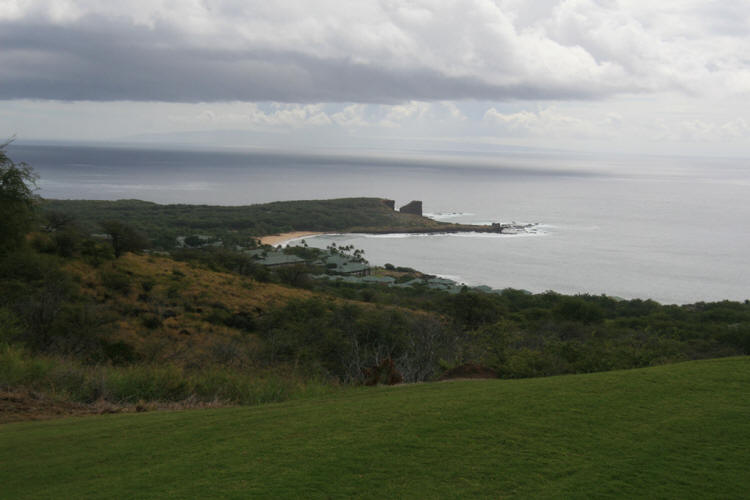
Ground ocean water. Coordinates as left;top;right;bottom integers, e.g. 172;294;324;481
10;143;750;304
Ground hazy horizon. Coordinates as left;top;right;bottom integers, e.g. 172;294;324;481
3;2;750;160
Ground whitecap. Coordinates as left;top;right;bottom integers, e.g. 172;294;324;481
424;211;476;220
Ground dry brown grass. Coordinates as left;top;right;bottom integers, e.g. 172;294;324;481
61;252;442;370
0;388;237;424
65;254;318;366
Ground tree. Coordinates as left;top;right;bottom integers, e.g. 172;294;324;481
43;211;76;232
100;220;149;258
0;141;38;253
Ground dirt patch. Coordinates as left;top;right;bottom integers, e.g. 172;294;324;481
441;364;498;380
0;390;115;424
0;390;234;424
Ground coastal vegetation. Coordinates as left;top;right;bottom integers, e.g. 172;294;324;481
0;142;38;253
40;198;479;249
2;221;750;417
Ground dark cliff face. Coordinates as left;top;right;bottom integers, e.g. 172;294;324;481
399;200;422;216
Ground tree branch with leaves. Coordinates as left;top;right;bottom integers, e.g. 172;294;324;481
0;140;39;254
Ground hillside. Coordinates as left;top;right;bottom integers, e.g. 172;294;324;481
40;198;478;249
2;357;748;498
3;244;750;418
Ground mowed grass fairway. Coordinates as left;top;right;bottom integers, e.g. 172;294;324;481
2;357;748;499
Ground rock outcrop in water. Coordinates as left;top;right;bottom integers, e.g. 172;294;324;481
490;222;538;234
399;200;422;216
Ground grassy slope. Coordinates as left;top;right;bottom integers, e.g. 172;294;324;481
2;357;748;499
65;253;433;365
68;253;313;355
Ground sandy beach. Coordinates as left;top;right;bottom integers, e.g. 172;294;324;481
259;231;326;246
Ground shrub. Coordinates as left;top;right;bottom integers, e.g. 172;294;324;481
80;239;114;267
140;278;155;292
141;314;162;330
166;283;185;299
0;308;23;345
52;230;79;257
109;365;191;402
553;296;605;324
0;144;37;254
100;269;131;294
0;344;53;389
30;233;56;253
101;340;139;365
100;220;150;258
184;235;204;247
395;266;417;273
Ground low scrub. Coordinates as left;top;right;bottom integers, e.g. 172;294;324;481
0;343;333;406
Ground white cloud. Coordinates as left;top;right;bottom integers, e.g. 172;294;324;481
163;101;468;131
483;106;596;138
262;104;332;127
667;117;750;143
379;101;432;127
166;103;335;128
330;104;369;128
719;118;750;139
481;100;750;154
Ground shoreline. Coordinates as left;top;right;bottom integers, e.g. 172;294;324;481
260;223;540;246
259;231;326;246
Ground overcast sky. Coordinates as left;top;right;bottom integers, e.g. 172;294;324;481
1;0;750;156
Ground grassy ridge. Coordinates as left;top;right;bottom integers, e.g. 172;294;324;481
2;357;748;499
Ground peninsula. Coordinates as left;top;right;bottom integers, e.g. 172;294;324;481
41;197;533;250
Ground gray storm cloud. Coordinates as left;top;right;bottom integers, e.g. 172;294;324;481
0;18;615;102
0;1;748;103
0;20;604;102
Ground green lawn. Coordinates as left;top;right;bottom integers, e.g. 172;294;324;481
2;357;748;499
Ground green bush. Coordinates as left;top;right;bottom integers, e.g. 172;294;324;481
140;278;155;292
553;296;605;324
141;313;162;329
80;239;114;266
0;308;22;344
0;145;37;254
101;340;139;365
30;233;56;253
0;344;53;389
105;365;190;403
184;235;204;247
100;269;132;294
52;230;79;257
47;304;110;360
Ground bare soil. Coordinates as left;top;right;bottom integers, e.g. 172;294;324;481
0;390;116;424
0;390;232;424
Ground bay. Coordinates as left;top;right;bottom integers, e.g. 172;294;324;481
9;143;750;304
